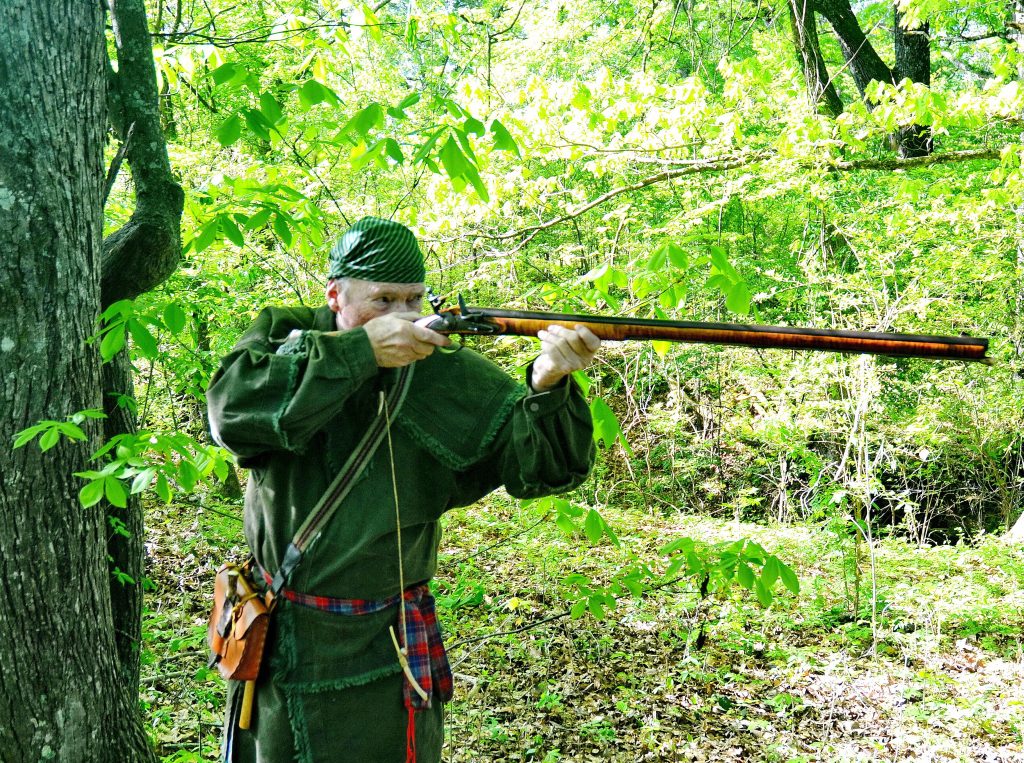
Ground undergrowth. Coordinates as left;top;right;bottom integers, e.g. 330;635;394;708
140;489;1024;762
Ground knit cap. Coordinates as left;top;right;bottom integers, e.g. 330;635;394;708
327;216;425;283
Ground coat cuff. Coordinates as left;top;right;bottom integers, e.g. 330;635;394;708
522;362;572;415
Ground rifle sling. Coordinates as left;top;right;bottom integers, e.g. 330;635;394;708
270;364;414;596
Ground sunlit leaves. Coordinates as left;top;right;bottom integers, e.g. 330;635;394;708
216;115;242;147
489;120;521;158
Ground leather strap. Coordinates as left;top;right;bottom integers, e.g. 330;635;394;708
270;364;414;596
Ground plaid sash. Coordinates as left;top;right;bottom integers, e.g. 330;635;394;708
263;571;453;710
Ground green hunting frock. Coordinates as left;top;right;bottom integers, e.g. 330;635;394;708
207;305;595;763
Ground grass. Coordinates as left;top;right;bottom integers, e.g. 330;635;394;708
141;487;1024;761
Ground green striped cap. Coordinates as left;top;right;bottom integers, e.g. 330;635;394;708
327;217;425;283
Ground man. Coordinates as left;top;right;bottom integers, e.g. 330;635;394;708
207;216;601;762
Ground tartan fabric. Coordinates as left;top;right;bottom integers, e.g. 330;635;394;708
262;571;452;710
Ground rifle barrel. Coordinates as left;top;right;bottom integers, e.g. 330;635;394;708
462;307;991;363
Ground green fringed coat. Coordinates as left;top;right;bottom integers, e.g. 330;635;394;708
206;305;596;763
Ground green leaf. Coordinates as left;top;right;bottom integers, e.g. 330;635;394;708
462;162;490;202
13;425;45;449
155;474;172;504
570;600;587;619
162;303;187;335
193;218;221;254
709;245;739;279
761;556;780;589
754;578;773;607
104;477;127;509
555;513;577;535
39;427;60;452
216;115;242;147
213;458;229;482
79;479;105;508
382;138;404;164
245;208;273;230
736;561;755;590
100;300;134;322
412;129;444;164
590;397;631;455
778;562;800;594
584;509;604;544
244;109;272;140
588;596;606;620
273;214;293;247
55;422;86;441
439;136;470;181
351;140;385;171
298;80;330;108
131;468;156;495
260;93;283;125
345;103;382;137
463;117;485;137
405;15;418;46
100;325;126;361
490;120;521;158
362;3;383;42
725;282;751;316
178;460;200;492
398;92;421;111
442;99;464;118
128;318;159;359
211;63;238;86
220;215;244;247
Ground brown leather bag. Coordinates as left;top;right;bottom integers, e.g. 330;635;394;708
207;561;273;682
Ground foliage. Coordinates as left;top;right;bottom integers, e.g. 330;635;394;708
63;0;1024;754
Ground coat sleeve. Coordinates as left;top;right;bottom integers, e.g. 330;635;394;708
449;370;596;506
206;308;379;462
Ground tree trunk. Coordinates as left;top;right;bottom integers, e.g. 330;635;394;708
788;0;844;117
102;0;185;690
814;0;894;96
893;8;932;157
792;0;933;157
0;3;156;760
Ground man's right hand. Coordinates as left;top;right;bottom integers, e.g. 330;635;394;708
363;312;450;367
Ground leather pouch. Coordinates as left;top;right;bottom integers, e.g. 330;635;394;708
208;561;274;681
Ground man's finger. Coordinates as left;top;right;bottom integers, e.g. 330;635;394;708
573;325;602;353
543;325;593;365
410;323;451;347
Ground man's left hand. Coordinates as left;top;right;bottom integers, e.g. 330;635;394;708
530;325;601;392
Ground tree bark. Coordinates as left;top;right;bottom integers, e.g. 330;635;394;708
893;8;932;157
0;2;156;760
814;0;894;96
102;0;185;692
786;0;933;157
788;0;844;117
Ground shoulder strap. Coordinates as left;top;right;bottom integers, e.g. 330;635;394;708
269;364;415;596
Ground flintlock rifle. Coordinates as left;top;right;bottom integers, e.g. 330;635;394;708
418;294;991;363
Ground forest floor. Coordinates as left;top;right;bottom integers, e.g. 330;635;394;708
142;490;1024;763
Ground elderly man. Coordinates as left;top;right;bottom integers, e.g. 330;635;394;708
208;217;600;762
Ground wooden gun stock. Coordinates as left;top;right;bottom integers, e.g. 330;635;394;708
420;304;990;363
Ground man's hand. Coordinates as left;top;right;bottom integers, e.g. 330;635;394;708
363;312;450;367
531;324;601;392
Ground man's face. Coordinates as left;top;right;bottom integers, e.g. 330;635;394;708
326;278;426;330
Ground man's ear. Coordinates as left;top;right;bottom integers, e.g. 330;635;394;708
325;279;341;313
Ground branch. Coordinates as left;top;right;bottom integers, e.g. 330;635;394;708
103;0;184;308
828;147;1001;171
456;148;1002;243
103;122;135;207
482;154;761;241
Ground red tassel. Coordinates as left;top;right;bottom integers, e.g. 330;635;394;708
406;704;417;763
